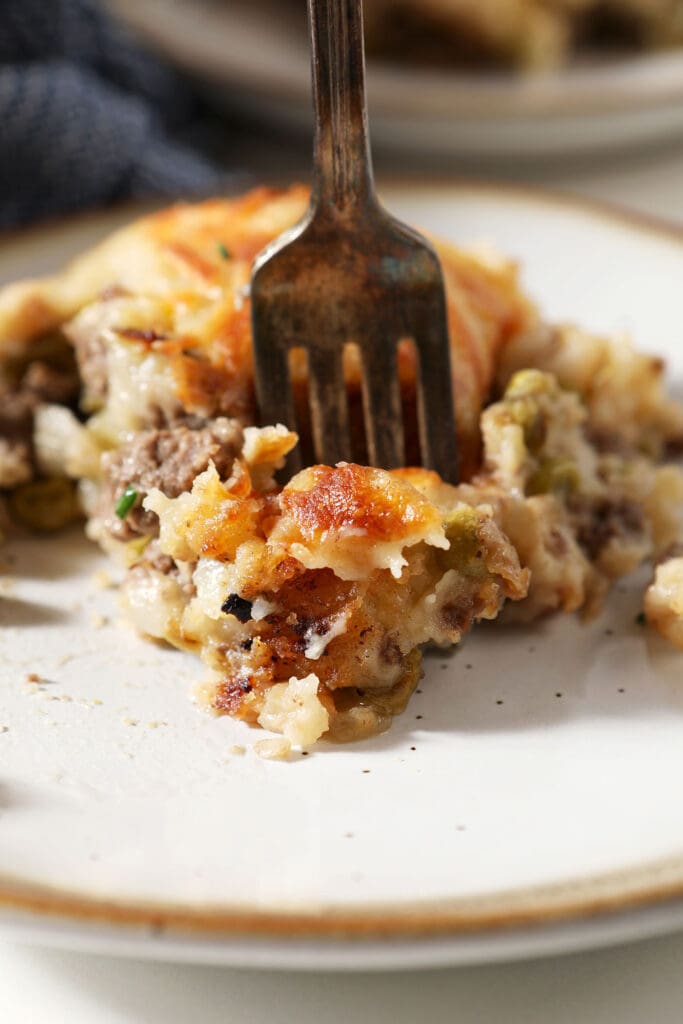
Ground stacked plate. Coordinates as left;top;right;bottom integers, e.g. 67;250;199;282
110;0;683;157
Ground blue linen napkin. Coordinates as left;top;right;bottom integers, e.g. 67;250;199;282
0;0;231;228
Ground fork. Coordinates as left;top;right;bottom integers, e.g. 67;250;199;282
250;0;458;483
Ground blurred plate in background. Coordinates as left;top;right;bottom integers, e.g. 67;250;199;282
109;0;683;159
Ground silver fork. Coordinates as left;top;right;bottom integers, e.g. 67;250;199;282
250;0;458;482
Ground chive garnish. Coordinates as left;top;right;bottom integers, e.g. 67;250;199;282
115;486;138;520
217;242;231;260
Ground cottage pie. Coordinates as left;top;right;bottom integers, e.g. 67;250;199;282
1;185;682;750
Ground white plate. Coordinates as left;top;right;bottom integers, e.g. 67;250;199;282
2;184;683;971
109;0;683;158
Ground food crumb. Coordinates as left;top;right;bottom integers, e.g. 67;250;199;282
121;716;139;726
89;611;108;629
25;672;41;683
55;653;76;668
0;725;8;733
254;737;291;760
91;569;115;589
229;744;246;755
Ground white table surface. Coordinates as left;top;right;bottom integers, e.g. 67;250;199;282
3;930;683;1024
4;133;683;1022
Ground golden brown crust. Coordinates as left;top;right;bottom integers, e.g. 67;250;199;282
279;462;446;545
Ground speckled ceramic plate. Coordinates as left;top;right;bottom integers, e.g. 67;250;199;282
2;185;683;970
109;0;683;158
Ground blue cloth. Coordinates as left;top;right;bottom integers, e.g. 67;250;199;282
0;0;232;227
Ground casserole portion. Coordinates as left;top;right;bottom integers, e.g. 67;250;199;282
0;187;682;750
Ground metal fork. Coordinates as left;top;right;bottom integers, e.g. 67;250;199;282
250;0;458;482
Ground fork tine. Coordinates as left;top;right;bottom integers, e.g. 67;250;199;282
413;305;459;484
359;339;405;470
308;347;353;465
251;321;304;476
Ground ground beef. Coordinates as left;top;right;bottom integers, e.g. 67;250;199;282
21;360;80;406
0;331;82;490
130;540;197;597
0;391;36;488
66;323;108;408
571;496;644;561
100;417;244;540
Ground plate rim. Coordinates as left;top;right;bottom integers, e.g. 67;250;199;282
2;181;683;948
3;852;683;941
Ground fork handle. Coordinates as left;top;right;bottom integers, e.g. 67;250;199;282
307;0;375;214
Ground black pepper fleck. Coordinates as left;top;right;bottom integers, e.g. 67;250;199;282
415;715;423;720
221;593;253;622
496;699;503;705
410;746;416;751
555;692;562;698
